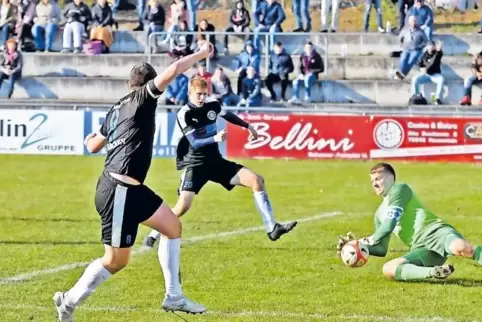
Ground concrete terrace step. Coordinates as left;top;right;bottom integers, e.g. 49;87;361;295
4;77;481;105
22;53;476;81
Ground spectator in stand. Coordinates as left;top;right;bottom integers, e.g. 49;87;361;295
394;15;427;80
211;67;239;106
321;0;339;32
0;0;18;46
406;0;433;40
224;0;250;53
16;0;37;49
363;0;384;33
460;51;482;106
90;0;115;52
397;0;413;32
185;0;201;31
32;0;60;52
239;66;262;107
0;39;22;98
62;0;91;53
289;41;323;104
292;0;311;32
193;62;212;94
165;73;188;107
162;0;187;45
143;0;165;49
168;20;192;59
233;40;260;95
195;19;216;59
479;17;481;33
265;41;293;102
411;41;444;105
253;0;285;51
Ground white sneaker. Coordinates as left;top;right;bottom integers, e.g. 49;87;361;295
53;292;74;322
304;95;312;103
162;294;206;314
289;97;301;105
431;264;455;279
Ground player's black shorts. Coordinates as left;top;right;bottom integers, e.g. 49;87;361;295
95;171;163;248
178;159;244;195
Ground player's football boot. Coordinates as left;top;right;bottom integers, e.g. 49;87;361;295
268;221;298;241
143;235;158;248
53;292;75;322
432;264;455;279
162;295;206;314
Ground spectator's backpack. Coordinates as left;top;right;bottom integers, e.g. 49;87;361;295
409;93;428;105
83;41;104;55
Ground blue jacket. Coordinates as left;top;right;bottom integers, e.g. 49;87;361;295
166;74;188;101
269;49;294;77
254;0;285;27
406;5;433;28
234;41;261;72
242;76;262;106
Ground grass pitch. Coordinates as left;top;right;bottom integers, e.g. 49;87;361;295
0;155;481;322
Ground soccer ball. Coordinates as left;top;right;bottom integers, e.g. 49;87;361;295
340;240;369;268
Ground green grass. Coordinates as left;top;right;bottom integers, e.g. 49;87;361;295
0;155;481;322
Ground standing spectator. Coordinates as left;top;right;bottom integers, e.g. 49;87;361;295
224;0;250;52
289;41;324;104
90;0;114;52
460;52;482;106
411;41;444;105
292;0;311;32
184;0;199;30
32;0;60;52
193;62;212;94
265;42;293;102
239;66;262;107
211;67;239;106
162;0;187;41
62;0;91;53
394;15;427;80
143;0;165;48
320;0;339;32
0;0;18;46
406;0;433;40
253;0;285;51
16;0;36;48
194;19;216;59
165;73;188;106
364;0;384;33
167;20;192;59
233;40;260;95
0;39;22;98
397;0;413;32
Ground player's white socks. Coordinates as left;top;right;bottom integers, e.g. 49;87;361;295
254;191;276;233
148;230;160;239
65;258;112;307
158;235;182;297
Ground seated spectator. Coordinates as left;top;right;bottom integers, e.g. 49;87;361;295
363;0;384;33
0;0;18;46
292;0;311;32
32;0;60;52
253;0;285;51
16;0;37;49
406;0;433;40
224;0;250;52
62;0;91;53
195;19;216;59
411;41;444;105
239;66;262;107
193;62;212;94
233;40;260;95
168;19;193;59
0;39;22;98
395;16;427;80
143;0;165;41
265;41;293;102
460;51;482;106
90;0;114;52
289;41;323;104
165;73;188;107
211;67;239;106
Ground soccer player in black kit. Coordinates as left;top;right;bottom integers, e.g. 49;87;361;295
143;76;297;248
52;43;212;322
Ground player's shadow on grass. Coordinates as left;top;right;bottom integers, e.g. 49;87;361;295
0;216;97;223
404;278;482;288
0;240;99;246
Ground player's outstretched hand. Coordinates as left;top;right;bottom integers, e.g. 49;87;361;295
336;232;356;257
247;124;258;141
214;129;227;142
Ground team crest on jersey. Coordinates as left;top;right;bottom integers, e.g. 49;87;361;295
207;110;216;120
387;206;403;221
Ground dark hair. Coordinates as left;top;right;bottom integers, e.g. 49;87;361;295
275;41;282;47
129;62;157;89
306;41;313;46
370;163;396;181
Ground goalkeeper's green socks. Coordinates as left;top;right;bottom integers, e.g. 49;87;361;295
395;264;433;281
473;245;482;265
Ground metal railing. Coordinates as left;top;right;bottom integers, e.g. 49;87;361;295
146;31;328;77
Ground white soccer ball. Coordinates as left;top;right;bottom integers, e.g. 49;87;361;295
341;240;369;268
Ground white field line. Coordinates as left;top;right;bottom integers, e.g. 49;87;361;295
0;212;342;285
0;304;475;322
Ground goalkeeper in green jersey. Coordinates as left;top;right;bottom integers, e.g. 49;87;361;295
337;162;482;281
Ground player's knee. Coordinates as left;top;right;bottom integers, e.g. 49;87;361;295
382;262;397;279
102;254;129;273
253;174;265;191
174;200;192;217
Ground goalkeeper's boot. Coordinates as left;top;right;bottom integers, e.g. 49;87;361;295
53;292;75;322
432;264;455;279
268;222;297;241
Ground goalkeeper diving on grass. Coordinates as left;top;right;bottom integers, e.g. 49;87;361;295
337;162;482;281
